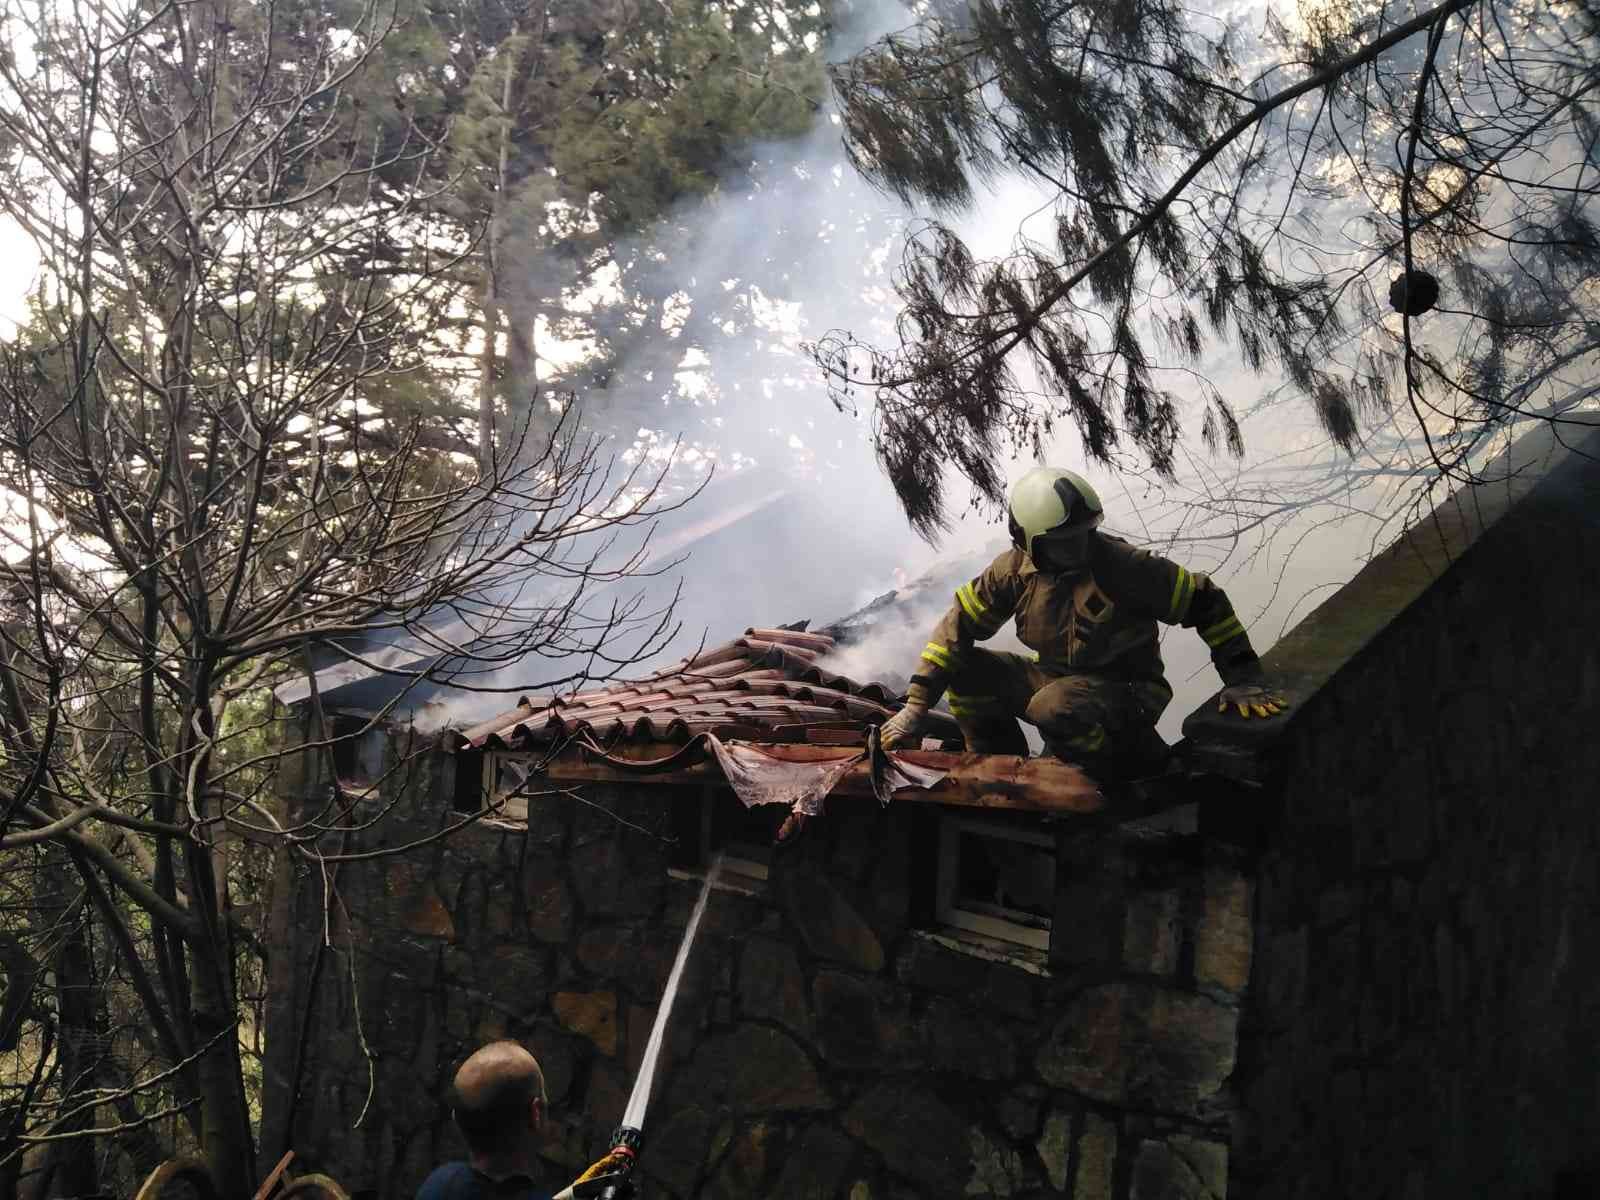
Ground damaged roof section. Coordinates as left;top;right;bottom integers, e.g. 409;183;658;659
442;626;963;751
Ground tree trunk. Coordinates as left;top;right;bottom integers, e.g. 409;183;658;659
39;869;99;1200
187;917;255;1196
477;295;501;473
476;21;522;474
505;296;544;450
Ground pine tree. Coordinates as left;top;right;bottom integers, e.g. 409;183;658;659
375;0;837;466
813;0;1600;537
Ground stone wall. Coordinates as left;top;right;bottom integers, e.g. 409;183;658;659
263;741;1252;1200
264;425;1600;1199
1230;467;1600;1198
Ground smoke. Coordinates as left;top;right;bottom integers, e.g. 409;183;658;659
397;0;1599;744
376;0;948;730
397;1;1364;735
809;0;1600;740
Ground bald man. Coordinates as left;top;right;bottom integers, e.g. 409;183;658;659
418;1040;632;1200
416;1040;554;1199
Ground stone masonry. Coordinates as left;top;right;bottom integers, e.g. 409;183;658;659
262;416;1600;1200
1208;421;1600;1200
263;417;1600;1200
263;745;1248;1200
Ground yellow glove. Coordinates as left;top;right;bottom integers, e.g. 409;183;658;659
555;1153;635;1199
573;1152;628;1184
1216;683;1290;719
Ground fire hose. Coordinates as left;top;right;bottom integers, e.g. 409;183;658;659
552;854;723;1200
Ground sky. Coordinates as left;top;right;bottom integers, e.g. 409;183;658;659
0;219;35;332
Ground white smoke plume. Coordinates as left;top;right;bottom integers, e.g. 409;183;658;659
415;0;1597;741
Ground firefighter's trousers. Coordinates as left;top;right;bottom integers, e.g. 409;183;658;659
943;648;1172;768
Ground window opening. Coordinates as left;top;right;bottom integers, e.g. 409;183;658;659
482;752;535;821
935;816;1055;950
328;713;383;788
453;750;485;814
670;787;775;893
711;792;775;885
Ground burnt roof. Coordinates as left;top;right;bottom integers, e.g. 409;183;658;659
441;626;962;751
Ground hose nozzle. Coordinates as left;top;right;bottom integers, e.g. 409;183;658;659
595;1126;641;1200
552;1126;642;1200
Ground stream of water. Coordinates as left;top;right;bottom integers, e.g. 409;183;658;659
620;854;723;1131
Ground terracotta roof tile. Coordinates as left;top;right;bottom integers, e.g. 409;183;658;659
444;627;959;750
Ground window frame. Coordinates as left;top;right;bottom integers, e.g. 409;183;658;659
667;785;775;893
934;814;1056;951
481;751;534;821
325;710;385;792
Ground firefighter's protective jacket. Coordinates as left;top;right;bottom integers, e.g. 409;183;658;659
908;534;1263;709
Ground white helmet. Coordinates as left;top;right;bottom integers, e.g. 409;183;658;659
1007;467;1104;558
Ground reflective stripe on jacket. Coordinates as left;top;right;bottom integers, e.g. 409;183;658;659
908;534;1261;708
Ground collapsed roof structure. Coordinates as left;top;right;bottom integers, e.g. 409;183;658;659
443;624;1123;819
443;627;943;751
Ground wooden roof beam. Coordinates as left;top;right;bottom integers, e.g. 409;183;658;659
525;742;1109;815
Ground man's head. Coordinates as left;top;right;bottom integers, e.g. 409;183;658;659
449;1040;548;1160
1007;467;1103;574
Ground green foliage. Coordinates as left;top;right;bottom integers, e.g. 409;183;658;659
386;0;837;446
814;0;1600;537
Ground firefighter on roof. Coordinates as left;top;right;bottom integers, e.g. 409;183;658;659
878;467;1287;771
